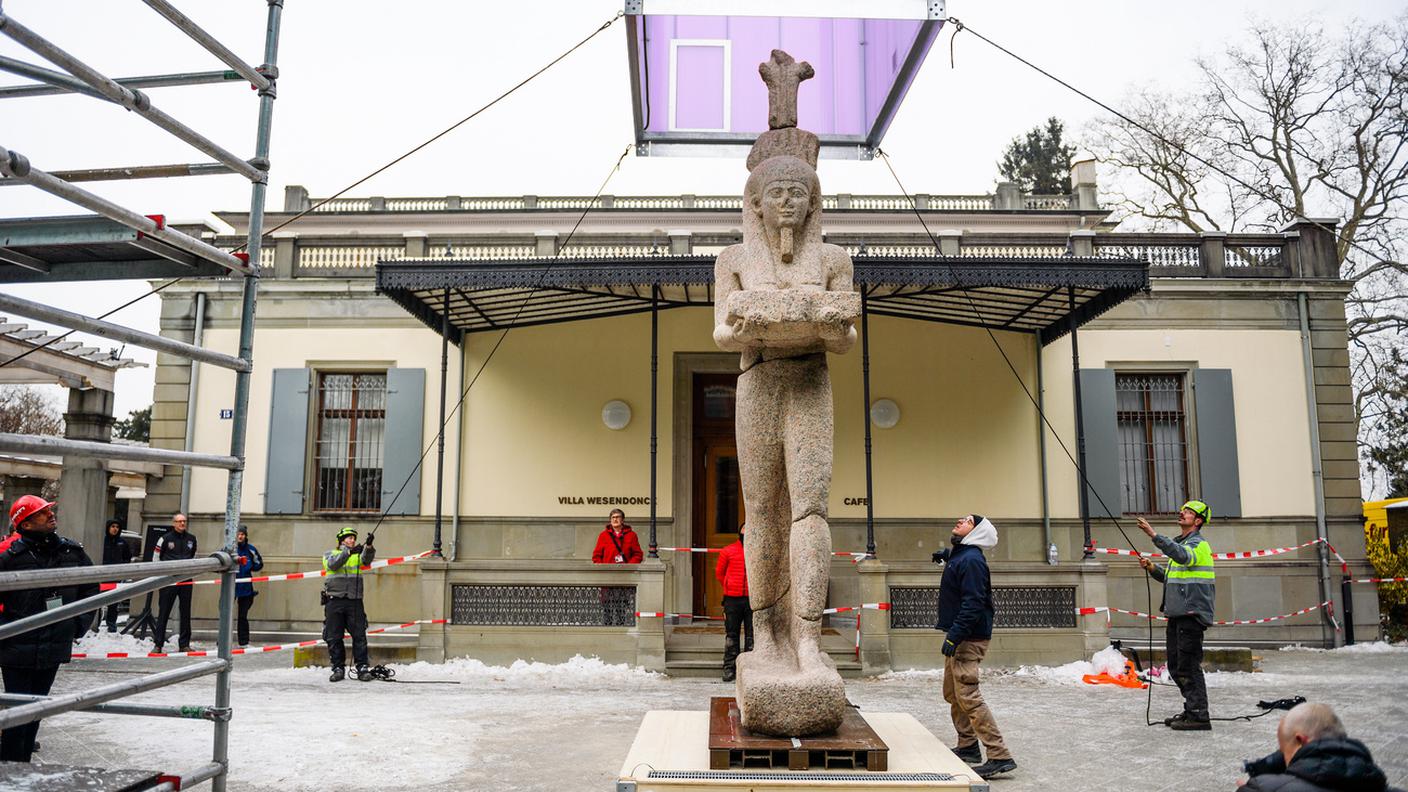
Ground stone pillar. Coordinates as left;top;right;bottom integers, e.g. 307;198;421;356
368;197;386;211
667;230;692;255
1079;561;1110;657
282;184;310;212
1068;230;1095;258
635;558;667;672
59;387;115;555
993;182;1023;210
272;232;297;279
1200;231;1227;278
1283;218;1342;279
2;476;48;519
534;230;557;257
416;557;449;663
403;231;428;258
445;195;462;210
1070;154;1099;210
937;229;962;257
856;559;891;674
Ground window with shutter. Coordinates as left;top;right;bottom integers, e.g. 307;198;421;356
313;372;387;512
1115;373;1191;515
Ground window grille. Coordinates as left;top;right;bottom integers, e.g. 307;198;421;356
451;585;637;626
1115;373;1190;514
314;372;386;512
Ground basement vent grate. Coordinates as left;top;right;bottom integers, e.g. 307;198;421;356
647;770;956;782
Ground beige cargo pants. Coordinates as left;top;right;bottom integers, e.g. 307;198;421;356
942;639;1011;760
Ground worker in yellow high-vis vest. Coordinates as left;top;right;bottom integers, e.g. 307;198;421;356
1137;500;1215;731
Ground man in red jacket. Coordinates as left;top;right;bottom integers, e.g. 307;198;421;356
592;509;644;564
716;522;753;682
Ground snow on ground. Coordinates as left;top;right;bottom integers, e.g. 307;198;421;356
72;631;157;656
27;646;1408;791
1279;640;1408;654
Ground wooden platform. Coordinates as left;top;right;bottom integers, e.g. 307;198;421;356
708;697;886;770
619;709;981;791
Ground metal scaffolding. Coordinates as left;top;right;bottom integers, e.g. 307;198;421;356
0;2;283;789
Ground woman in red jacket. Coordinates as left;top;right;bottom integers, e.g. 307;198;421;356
715;522;753;682
591;509;643;564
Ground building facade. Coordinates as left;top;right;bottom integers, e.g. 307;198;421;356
146;172;1374;671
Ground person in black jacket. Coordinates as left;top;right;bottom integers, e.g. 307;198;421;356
101;518;133;633
0;495;98;762
153;513;197;653
1239;702;1401;792
933;514;1015;780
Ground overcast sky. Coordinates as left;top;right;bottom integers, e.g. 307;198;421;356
1;0;1399;418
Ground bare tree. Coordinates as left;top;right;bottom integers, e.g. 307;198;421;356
1087;16;1408;496
0;385;64;436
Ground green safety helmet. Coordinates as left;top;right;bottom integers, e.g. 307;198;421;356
336;526;358;541
1180;500;1211;525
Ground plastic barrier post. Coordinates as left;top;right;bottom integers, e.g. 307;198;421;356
1340;577;1354;646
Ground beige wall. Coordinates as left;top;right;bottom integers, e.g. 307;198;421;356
188;326;458;516
1039;328;1315;520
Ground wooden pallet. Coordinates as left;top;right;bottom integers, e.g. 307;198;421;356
707;696;888;771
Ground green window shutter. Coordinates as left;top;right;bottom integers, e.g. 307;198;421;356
264;368;311;514
380;368;425;516
1193;368;1242;518
1078;368;1123;520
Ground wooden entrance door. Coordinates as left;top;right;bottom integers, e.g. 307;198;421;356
693;373;743;620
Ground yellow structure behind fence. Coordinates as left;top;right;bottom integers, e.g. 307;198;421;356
1363;497;1408;639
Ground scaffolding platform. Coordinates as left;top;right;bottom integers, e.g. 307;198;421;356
708;697;888;771
0;215;230;283
0;763;165;791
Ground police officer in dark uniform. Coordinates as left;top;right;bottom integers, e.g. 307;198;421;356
154;513;198;653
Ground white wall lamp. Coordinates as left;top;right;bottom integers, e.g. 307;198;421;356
602;400;633;430
869;398;900;429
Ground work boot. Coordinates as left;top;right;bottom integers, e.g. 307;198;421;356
951;743;982;764
722;668;736;683
1168;715;1212;731
178;645;192;653
329;667;345;683
355;665;373;681
973;758;1017;779
1163;712;1190;727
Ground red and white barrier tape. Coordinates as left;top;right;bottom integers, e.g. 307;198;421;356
1091;537;1327;561
823;603;891;615
71;619;448;660
178;551;434;586
1349;577;1408;584
655;547;871;563
1078;601;1331;626
635;603;891;620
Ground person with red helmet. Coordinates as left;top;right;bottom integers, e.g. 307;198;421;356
0;495;98;762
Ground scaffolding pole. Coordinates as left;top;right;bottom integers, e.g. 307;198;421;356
0;65;243;100
0;694;229;722
140;0;271;91
0;291;251;370
0;432;240;469
0;161;231;184
0;148;252;274
0;13;264;181
0;555;229;591
0;659;226;730
210;2;284;788
0;569;227;641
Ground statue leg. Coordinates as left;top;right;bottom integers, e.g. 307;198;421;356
783;358;833;675
736;364;793;667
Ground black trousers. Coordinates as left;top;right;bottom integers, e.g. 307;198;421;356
155;583;193;649
236;594;257;646
104;599;125;632
1166;615;1209;719
323;597;369;669
0;665;58;762
722;595;754;673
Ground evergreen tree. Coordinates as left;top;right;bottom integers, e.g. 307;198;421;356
997;117;1077;194
1366;350;1408;498
114;406;151;443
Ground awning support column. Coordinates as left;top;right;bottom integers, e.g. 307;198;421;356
433;287;449;557
648;284;659;558
1068;287;1093;558
861;290;876;558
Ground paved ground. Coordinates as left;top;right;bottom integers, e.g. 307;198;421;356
23;642;1408;791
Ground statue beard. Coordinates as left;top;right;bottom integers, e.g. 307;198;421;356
778;227;794;263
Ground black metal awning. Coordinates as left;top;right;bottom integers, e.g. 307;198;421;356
376;254;1149;346
0;215;230;283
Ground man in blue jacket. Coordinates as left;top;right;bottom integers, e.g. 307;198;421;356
933;514;1014;780
234;526;263;647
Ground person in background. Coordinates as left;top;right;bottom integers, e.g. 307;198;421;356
0;495;98;762
323;527;374;682
591;509;643;564
101;518;133;633
1237;702;1401;791
934;514;1015;780
1137;500;1216;731
154;513;197;654
715;522;752;683
234;526;263;647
